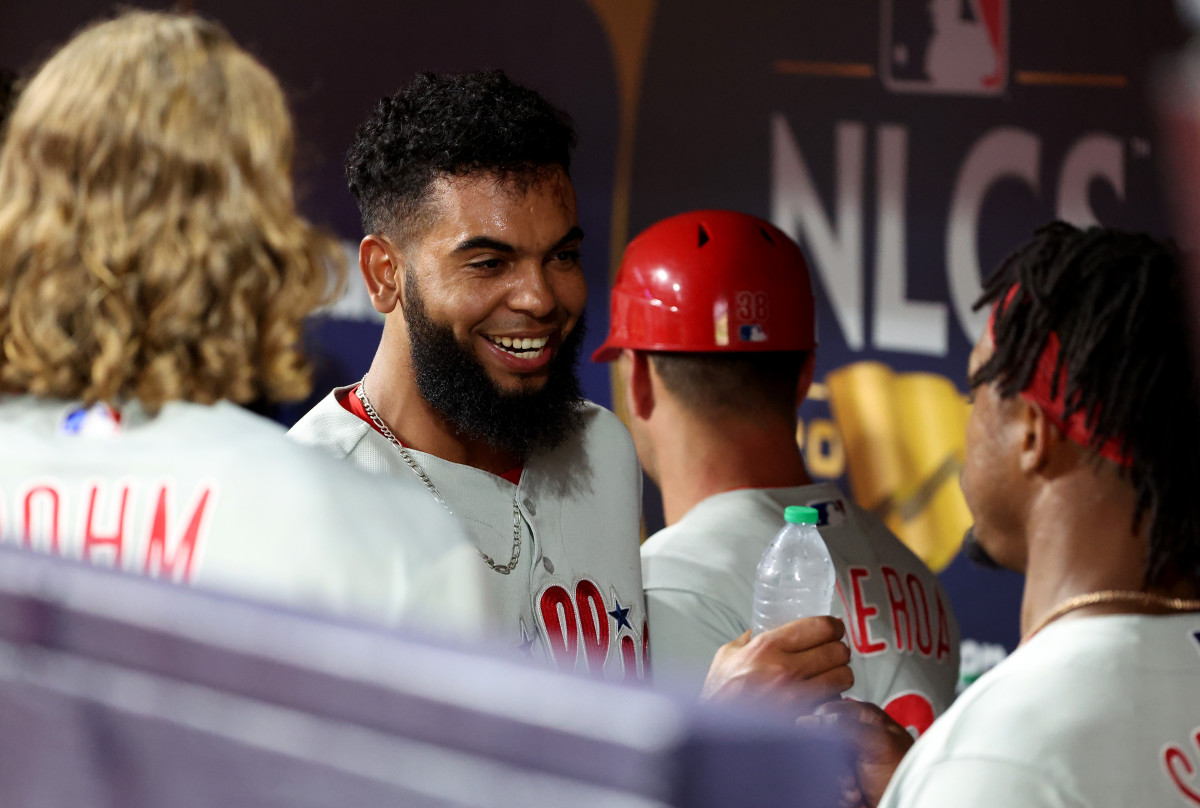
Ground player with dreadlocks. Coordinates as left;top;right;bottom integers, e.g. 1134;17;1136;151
967;222;1200;594
809;222;1200;807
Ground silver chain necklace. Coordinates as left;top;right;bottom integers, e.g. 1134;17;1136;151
355;375;522;575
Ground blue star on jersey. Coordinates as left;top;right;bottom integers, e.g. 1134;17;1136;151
608;599;633;631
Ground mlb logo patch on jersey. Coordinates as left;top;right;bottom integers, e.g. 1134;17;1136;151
739;324;768;343
882;0;1008;95
808;498;848;528
60;403;122;439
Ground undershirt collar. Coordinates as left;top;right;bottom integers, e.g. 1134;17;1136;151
337;384;523;484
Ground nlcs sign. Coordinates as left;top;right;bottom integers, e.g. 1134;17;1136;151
770;116;1130;356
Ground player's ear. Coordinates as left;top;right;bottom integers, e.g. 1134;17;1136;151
1018;398;1060;474
360;234;402;314
623;349;655;421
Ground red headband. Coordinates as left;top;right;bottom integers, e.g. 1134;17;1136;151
987;289;1132;466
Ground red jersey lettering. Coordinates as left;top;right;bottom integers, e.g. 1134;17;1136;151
539;584;578;669
23;485;60;553
883;691;936;737
83;483;130;566
906;574;934;656
143;486;212;583
575;579;610;674
881;565;912;653
934;590;953;663
537;579;645;679
849;567;887;655
621;635;639;680
1164;733;1200;806
835;580;858;646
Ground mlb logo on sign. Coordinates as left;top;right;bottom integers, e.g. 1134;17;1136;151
739;324;768;342
881;0;1009;95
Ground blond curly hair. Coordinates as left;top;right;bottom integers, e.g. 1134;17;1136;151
0;11;344;409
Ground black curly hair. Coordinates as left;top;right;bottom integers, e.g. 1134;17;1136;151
346;69;576;243
971;222;1200;593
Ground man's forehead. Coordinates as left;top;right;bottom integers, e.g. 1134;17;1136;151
431;168;577;216
407;169;576;251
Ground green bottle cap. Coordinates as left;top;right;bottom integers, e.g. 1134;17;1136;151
784;505;819;525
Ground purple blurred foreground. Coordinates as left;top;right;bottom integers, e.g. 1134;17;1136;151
0;547;850;807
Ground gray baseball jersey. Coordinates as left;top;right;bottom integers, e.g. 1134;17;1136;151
641;483;959;731
879;612;1200;807
288;387;649;681
0;395;488;634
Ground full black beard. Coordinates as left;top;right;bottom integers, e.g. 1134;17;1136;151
403;276;586;459
962;526;1003;570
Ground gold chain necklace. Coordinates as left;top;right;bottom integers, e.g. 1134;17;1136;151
355;375;522;575
1022;590;1200;644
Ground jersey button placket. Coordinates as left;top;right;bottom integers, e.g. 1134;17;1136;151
518;493;550;579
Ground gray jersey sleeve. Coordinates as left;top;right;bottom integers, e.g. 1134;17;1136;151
883;758;1087;808
644;586;746;696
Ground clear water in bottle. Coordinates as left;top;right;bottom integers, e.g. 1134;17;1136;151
751;505;835;635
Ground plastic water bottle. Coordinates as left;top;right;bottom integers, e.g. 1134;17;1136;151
751;505;836;635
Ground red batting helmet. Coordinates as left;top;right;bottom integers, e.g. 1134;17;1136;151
592;210;816;362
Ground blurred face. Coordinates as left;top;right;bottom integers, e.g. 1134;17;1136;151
402;168;586;394
960;328;1029;572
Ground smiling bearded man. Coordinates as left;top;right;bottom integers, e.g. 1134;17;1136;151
288;71;649;678
401;253;588;460
290;72;853;703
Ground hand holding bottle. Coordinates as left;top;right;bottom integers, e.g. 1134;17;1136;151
700;615;854;716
